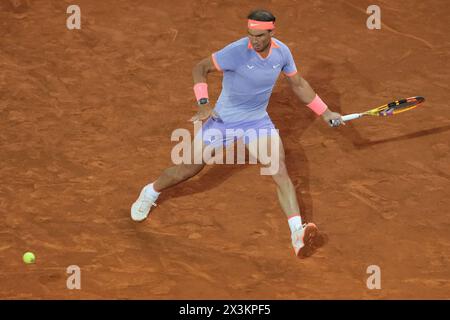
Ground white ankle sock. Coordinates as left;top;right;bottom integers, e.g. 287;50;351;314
288;215;302;233
144;183;160;198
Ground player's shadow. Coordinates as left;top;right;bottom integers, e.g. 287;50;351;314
353;124;450;148
157;147;248;205
308;60;373;150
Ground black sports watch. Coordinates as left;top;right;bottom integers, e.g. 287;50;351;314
197;98;209;106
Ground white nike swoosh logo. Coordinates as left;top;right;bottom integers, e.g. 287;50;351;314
273;64;280;69
247;65;255;69
249;23;259;27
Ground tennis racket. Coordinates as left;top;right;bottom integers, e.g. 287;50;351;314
330;96;425;126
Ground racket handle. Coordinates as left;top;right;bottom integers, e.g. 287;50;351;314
342;113;363;121
329;113;363;126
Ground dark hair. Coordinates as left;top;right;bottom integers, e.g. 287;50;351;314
247;9;276;22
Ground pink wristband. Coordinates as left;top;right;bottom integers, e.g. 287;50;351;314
194;83;209;101
307;94;328;116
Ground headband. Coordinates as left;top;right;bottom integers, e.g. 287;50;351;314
248;19;275;30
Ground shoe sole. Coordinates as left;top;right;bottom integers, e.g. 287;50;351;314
130;201;149;222
297;223;320;259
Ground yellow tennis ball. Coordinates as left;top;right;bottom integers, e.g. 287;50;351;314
23;252;36;264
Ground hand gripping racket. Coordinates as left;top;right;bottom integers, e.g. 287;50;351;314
330;96;425;126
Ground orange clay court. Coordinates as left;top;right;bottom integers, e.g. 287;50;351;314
0;0;449;299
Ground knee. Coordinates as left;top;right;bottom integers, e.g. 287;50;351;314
269;163;292;186
261;159;288;177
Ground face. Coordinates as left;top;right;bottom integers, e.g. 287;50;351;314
247;29;273;52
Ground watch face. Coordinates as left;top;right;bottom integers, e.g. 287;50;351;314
199;98;209;105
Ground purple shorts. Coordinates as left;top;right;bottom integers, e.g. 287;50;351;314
195;114;278;148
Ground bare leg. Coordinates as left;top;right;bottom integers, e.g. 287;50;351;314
272;164;301;219
247;134;300;218
247;133;323;257
153;163;205;192
153;140;208;192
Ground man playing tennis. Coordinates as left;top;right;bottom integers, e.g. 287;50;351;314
131;10;344;258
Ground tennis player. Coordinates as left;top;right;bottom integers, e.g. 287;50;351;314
131;10;344;258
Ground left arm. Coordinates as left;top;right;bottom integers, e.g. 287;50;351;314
285;73;344;127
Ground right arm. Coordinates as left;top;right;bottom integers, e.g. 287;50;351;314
192;56;218;83
189;56;220;122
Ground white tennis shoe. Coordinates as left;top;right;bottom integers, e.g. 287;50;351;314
131;185;159;222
